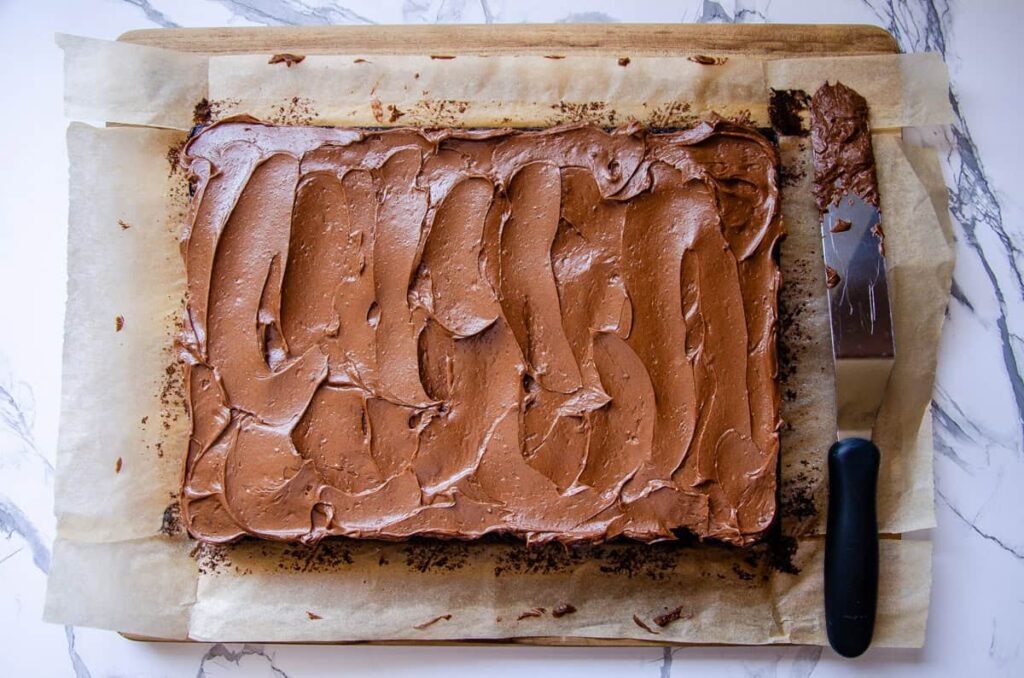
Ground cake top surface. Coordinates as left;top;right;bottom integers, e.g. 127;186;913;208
179;118;782;546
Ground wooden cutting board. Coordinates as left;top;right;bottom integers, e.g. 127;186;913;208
119;23;897;58
116;23;896;647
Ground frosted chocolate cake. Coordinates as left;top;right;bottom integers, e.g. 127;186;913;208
178;117;782;546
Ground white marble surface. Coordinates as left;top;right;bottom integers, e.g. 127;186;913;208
1;0;1022;675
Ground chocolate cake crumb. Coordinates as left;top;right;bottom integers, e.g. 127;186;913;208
430;55;456;60
653;605;688;627
544;55;566;60
192;98;213;126
493;543;586;576
648;101;693;128
115;315;124;332
831;217;852;233
160;501;182;536
307;611;322;620
414;614;452;630
278;541;354;573
387;104;405;123
371;98;384;123
165;142;184;175
114;457;123;474
552;603;577;618
599;544;678;580
689;54;726;65
617;57;631;67
632;614;659;634
825;266;841;289
404;541;469;573
269;53;306;67
549;100;611;125
517;607;545;621
731;563;756;581
354;58;369;64
117;219;131;230
782;472;818;522
193;542;231;575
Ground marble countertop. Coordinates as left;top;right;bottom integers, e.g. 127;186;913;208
1;1;1021;676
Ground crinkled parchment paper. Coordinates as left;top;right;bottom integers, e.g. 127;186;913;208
45;35;952;646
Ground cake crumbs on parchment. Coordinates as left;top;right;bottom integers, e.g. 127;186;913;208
387;104;405;123
192;543;232;575
277;541;354;573
688;54;727;65
371;98;384;123
192;98;213;126
159;501;182;536
430;54;456;60
647;101;693;128
517;607;545;621
548;100;613;126
115;315;124;332
165;142;184;175
403;541;470;573
731;563;756;581
632;614;659;634
354;58;369;64
269;53;306;67
653;605;689;627
117;219;131;230
414;614;452;630
544;55;566;60
618;57;631;67
114;457;123;474
598;543;679;581
552;603;577;618
306;611;322;620
493;542;589;577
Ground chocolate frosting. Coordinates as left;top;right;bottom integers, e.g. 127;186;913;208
809;82;879;210
179;117;783;546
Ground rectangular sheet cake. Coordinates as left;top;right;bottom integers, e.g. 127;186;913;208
178;118;782;546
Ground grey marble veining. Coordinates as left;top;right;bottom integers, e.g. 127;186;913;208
122;0;180;28
868;0;1024;560
214;0;378;25
197;644;291;677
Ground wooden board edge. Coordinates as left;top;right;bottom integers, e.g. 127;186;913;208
117;23;898;57
118;631;805;648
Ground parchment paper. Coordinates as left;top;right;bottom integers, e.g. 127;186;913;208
57;34;207;129
47;36;953;646
208;53;768;127
763;52;952;130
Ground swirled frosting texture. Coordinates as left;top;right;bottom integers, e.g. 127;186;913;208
179;118;782;546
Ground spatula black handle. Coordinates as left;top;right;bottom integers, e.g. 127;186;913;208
825;437;880;658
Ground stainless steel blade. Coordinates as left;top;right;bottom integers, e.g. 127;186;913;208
821;194;895;435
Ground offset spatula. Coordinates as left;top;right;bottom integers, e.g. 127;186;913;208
810;82;894;659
